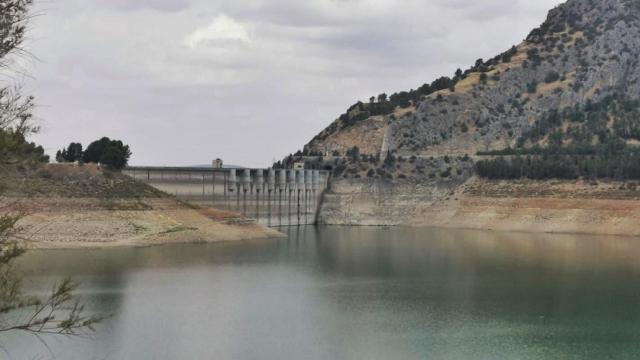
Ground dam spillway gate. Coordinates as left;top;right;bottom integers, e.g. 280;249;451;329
123;167;330;226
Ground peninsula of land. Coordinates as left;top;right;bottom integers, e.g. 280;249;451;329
0;164;282;249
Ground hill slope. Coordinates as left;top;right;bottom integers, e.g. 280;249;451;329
295;0;640;233
306;0;640;160
0;164;283;248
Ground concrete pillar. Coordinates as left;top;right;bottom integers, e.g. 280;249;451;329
277;170;286;226
304;170;312;224
255;170;264;221
287;170;296;191
229;169;241;211
267;169;276;192
312;170;320;190
255;170;264;187
241;169;251;216
296;170;305;190
242;169;251;192
228;169;237;190
304;170;312;187
211;171;216;205
277;170;286;189
296;170;305;225
267;169;275;226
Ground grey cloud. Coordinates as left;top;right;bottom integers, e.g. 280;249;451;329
27;0;564;167
94;0;191;12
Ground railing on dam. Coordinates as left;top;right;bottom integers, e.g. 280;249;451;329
123;166;330;226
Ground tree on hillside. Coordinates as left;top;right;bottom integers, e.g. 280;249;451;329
346;146;360;162
544;71;561;83
56;142;83;163
83;137;131;169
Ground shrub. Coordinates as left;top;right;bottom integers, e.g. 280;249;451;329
83;137;132;169
544;71;561;83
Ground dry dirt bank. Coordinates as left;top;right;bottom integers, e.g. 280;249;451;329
415;196;640;237
4;197;284;249
320;177;640;237
0;164;283;249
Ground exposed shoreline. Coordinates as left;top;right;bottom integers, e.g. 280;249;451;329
4;197;284;250
0;164;284;250
318;177;640;238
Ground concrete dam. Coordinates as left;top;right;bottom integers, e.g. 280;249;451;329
123;167;330;226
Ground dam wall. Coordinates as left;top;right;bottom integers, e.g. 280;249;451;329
123;167;330;226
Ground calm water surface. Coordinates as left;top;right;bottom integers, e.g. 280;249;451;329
7;226;640;359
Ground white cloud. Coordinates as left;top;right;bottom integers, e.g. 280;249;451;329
185;14;251;48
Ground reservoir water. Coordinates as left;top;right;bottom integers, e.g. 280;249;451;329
7;226;640;359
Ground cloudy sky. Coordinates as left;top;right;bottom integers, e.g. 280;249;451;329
23;0;563;167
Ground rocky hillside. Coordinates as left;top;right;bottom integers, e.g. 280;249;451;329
305;0;640;160
293;0;640;232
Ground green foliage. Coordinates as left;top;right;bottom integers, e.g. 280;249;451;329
501;46;518;63
544;71;561;83
383;152;396;168
476;151;640;181
0;0;32;62
526;48;543;67
516;95;639;148
0;2;46;165
83;137;132;169
333;75;459;130
0;129;48;164
0;88;38;136
56;142;83;163
477;95;640;180
346;146;360;162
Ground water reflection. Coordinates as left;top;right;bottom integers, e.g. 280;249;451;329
8;227;640;359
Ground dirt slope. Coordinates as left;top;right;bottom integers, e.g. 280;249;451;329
1;164;283;249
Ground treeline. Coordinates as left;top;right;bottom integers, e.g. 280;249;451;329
478;138;630;157
56;137;132;169
517;95;640;148
476;153;640;180
477;94;640;180
477;137;640;181
337;76;458;128
329;46;521;132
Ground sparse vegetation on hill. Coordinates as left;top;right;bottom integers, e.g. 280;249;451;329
0;163;168;198
309;46;524;144
476;94;640;180
303;0;640;183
